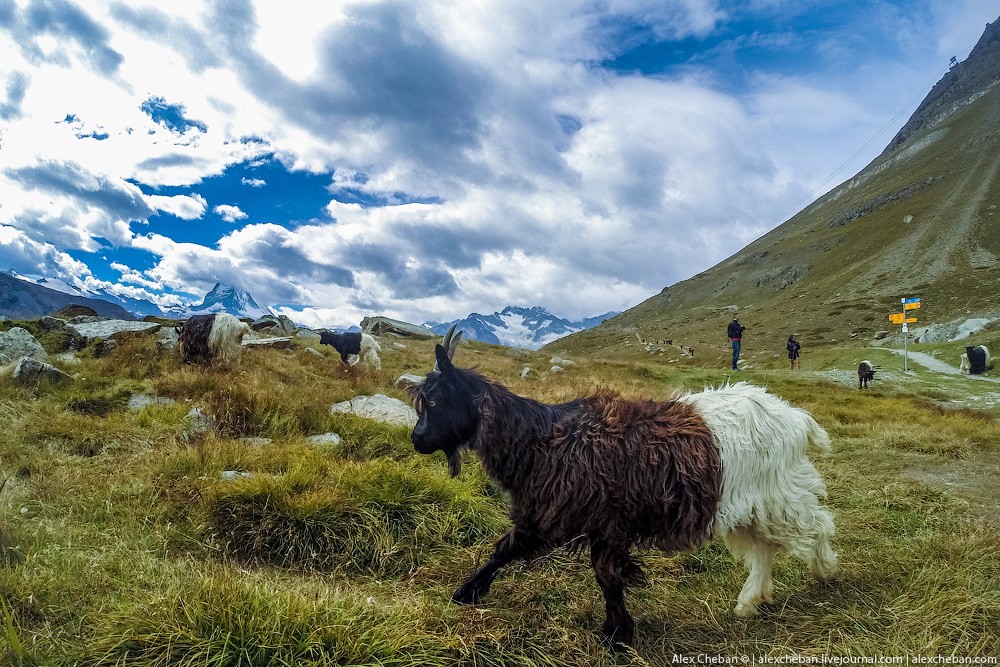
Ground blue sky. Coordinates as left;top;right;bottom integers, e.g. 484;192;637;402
0;0;997;328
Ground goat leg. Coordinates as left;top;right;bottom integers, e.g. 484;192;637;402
452;527;544;605
591;539;636;649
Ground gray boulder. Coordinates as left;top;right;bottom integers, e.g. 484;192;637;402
12;356;73;386
307;432;343;446
128;393;177;411
0;328;48;363
68;320;161;343
296;329;322;343
251;314;298;336
242;336;294;350
156;327;179;350
183;407;217;439
331;394;418;427
361;316;435;338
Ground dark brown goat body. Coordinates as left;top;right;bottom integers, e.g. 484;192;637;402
177;314;216;364
475;382;722;553
410;340;724;647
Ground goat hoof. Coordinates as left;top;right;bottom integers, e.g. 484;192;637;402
734;602;759;618
452;584;485;605
600;619;634;650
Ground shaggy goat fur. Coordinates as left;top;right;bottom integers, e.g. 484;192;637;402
677;384;837;617
409;331;837;648
960;345;992;375
318;331;381;369
858;360;875;389
177;313;250;367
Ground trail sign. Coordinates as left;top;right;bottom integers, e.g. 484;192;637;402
897;297;921;372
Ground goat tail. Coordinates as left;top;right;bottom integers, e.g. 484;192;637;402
802;410;832;454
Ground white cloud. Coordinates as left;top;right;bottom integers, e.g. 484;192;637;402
1;0;997;328
147;193;207;219
214;204;248;222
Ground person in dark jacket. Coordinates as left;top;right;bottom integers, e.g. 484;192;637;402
727;314;746;371
787;334;801;370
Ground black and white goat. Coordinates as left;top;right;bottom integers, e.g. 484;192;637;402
408;327;837;647
177;313;250;367
959;345;992;375
318;331;381;369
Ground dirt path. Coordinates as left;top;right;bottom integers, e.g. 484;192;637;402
888;348;1000;382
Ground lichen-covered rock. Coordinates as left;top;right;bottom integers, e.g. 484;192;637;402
12;356;73;386
0;328;48;363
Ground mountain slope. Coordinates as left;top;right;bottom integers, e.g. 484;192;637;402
549;17;1000;365
0;272;135;320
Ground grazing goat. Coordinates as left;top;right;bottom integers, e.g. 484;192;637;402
318;331;381;369
177;313;250;367
408;327;837;648
858;360;875;389
960;345;992;375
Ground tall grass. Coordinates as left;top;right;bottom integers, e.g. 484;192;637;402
0;335;997;664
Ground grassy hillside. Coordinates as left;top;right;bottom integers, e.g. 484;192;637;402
0;328;998;664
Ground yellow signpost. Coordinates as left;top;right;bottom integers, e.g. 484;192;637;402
896;297;921;371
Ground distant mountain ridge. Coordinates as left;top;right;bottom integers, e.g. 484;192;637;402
0;272;135;320
426;306;617;349
1;274;273;322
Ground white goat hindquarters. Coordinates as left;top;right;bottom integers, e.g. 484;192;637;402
207;313;250;367
678;382;837;616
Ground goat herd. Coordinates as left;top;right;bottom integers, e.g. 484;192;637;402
175;313;381;369
173;315;985;650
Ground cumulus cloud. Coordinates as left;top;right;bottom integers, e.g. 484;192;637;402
0;224;93;283
1;0;995;326
213;203;247;222
148;193;208;219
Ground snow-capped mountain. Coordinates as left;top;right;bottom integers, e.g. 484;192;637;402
10;271;167;318
425;306;617;350
186;283;273;320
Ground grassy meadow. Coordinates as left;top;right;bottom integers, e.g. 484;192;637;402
0;327;998;665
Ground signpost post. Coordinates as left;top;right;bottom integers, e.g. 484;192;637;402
892;298;921;372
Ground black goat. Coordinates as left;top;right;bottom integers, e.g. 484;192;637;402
408;327;837;648
318;330;381;368
858;360;875;389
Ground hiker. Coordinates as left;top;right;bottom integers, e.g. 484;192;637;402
727;313;746;371
787;334;801;370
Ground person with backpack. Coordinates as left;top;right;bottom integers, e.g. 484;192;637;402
727;314;746;371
